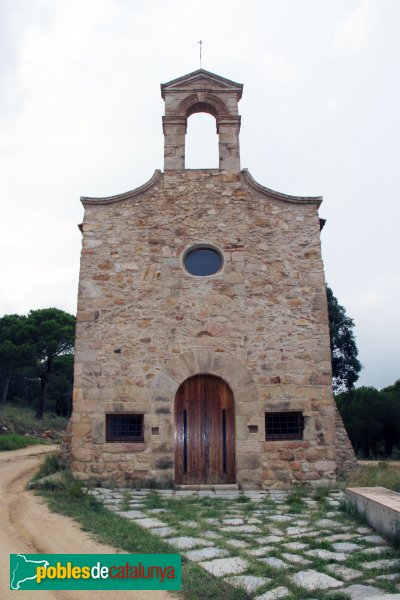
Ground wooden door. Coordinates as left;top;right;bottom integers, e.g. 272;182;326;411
175;374;235;484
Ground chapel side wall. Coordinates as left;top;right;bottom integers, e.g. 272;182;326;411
71;170;336;487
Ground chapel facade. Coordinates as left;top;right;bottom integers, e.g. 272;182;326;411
70;69;356;488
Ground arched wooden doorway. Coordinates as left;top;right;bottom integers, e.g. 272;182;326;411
175;374;235;485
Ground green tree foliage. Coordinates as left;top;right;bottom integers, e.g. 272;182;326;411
27;308;75;419
336;381;400;458
0;315;35;405
326;285;362;392
0;308;75;418
46;354;74;417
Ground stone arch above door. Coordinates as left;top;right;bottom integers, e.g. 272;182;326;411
150;349;258;406
149;350;262;487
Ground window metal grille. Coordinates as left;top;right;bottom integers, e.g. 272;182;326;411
106;414;144;442
265;411;304;440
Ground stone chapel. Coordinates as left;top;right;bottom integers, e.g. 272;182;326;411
70;69;356;488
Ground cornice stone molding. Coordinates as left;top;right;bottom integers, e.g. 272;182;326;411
80;170;162;207
241;169;322;206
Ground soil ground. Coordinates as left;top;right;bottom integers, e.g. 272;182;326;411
0;445;178;600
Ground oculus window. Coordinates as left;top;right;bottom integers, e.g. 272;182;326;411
184;246;222;276
106;414;144;442
265;412;304;440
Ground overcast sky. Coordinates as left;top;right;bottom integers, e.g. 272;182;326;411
1;0;399;389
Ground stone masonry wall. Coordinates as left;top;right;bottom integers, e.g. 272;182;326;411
334;406;358;476
71;169;337;488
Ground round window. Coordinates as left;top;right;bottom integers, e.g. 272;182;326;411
184;246;223;277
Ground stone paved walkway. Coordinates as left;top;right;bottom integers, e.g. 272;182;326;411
90;487;400;599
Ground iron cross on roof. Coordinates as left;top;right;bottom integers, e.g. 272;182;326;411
198;39;203;68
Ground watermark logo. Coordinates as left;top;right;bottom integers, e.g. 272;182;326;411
10;554;181;590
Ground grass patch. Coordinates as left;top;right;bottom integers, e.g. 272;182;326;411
0;433;42;451
146;490;166;510
37;478;249;600
235;495;251;504
285;489;307;513
0;405;68;437
30;451;65;482
119;491;131;511
347;463;400;492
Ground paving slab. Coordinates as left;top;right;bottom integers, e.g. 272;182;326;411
168;536;214;549
327;499;341;507
291;519;309;526
243;492;268;499
268;514;294;521
151;527;176;538
106;505;121;512
223;525;259;533
367;595;400;600
357;526;373;534
362;547;385;555
281;552;312;566
179;520;198;528
202;530;221;539
325;565;363;581
375;574;400;581
343;583;386;598
254;587;290;600
329;533;358;542
363;559;400;570
225;575;270;592
136;518;168;528
247;546;273;556
290;569;344;591
332;542;361;552
298;530;321;538
118;509;146;519
361;535;387;545
305;549;349;562
285;527;312;536
248;517;262;524
185;547;228;562
256;535;284;544
258;557;291;571
199;557;248;577
222;518;244;525
315;518;343;528
225;539;249;548
282;541;309;551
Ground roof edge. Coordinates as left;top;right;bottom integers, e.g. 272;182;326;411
80;170;162;207
241;169;322;206
161;69;243;99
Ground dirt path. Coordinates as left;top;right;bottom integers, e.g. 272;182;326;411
0;445;179;600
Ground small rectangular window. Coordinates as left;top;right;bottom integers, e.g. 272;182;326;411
265;412;304;440
106;414;144;442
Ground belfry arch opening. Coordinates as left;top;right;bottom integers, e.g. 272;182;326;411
185;112;219;169
161;71;242;171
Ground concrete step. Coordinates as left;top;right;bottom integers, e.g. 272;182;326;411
177;484;240;491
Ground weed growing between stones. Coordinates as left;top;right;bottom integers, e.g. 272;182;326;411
35;468;400;600
285;489;307;514
119;490;131;511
